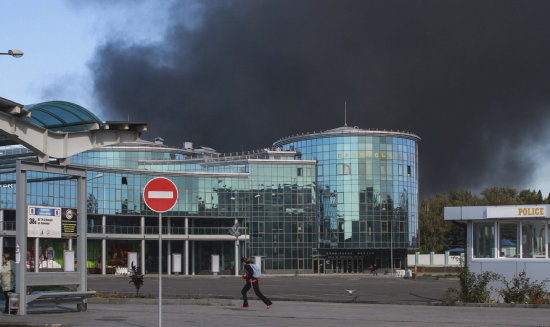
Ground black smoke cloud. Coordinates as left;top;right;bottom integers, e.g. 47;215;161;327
89;0;550;195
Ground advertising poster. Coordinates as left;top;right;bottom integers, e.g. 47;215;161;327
61;208;78;238
27;206;61;238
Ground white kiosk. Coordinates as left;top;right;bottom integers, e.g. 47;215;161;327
445;204;550;282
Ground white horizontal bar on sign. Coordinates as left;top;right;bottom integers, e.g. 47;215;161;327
148;191;174;199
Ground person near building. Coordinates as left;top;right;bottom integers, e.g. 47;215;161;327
1;253;16;314
240;257;272;309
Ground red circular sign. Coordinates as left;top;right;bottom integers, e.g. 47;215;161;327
143;177;178;212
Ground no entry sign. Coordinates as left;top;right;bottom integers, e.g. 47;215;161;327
143;177;178;212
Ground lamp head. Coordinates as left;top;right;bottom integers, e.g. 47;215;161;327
8;49;23;58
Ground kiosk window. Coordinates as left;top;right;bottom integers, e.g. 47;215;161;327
473;222;495;258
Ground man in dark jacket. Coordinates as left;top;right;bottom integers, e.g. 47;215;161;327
240;257;272;309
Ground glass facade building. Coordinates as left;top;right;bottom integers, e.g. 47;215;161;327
0;101;420;275
273;127;420;272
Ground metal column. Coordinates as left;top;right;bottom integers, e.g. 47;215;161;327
15;161;27;315
77;175;87;293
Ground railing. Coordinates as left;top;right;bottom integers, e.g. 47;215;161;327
87;225;246;236
5;223;246;236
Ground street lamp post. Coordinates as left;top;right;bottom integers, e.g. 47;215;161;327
0;49;24;58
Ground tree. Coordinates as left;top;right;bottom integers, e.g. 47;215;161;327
518;189;543;204
481;187;519;205
419;194;452;253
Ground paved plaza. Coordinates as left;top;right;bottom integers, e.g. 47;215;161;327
1;300;549;327
1;275;549;326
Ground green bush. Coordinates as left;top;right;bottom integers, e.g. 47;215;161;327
446;264;500;304
500;272;550;304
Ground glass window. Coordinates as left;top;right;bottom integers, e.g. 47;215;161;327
499;223;519;258
522;221;546;258
473;222;495;258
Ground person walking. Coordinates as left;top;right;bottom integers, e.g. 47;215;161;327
1;253;15;314
373;263;378;276
240;257;272;309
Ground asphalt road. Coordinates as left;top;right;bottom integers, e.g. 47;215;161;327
87;274;457;304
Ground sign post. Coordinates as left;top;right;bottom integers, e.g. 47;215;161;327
143;177;178;327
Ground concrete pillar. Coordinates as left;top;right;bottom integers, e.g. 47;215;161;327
0;209;3;258
101;239;106;275
102;215;106;234
167;216;171;275
184;217;189;275
429;251;435;266
415;251;419;266
235;240;239;276
102;215;107;275
184;240;189;275
167;240;172;275
34;238;39;272
192;241;195;275
141;239;146;275
444;251;449;266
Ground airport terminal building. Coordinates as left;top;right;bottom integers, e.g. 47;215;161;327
0;100;420;275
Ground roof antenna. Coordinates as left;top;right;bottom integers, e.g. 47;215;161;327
344;101;348;127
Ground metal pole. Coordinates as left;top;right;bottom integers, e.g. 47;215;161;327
158;212;162;327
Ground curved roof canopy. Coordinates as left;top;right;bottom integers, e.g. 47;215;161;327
24;101;104;132
0;96;147;164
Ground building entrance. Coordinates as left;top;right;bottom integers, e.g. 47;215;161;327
312;258;325;273
330;258;364;273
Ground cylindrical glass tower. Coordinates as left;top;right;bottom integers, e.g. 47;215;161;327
273;126;420;270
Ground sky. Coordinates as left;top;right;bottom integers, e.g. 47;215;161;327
1;0;550;197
